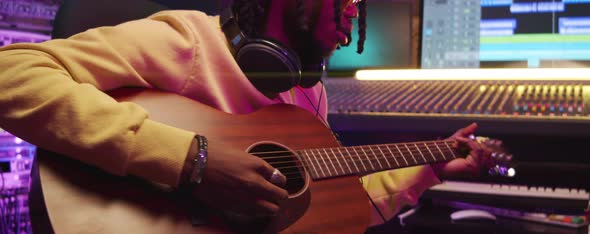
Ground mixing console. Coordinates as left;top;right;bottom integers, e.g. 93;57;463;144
326;78;589;117
324;78;590;137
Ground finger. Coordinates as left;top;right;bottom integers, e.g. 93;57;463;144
258;178;289;201
467;140;482;156
227;194;282;216
452;136;471;151
244;173;288;203
255;198;281;215
485;157;496;169
257;158;279;179
481;147;494;168
252;158;289;201
269;169;287;187
454;136;470;143
238;198;280;216
466;140;490;166
258;160;288;191
455;122;478;137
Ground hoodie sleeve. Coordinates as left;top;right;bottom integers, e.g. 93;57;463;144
0;10;216;187
361;165;441;226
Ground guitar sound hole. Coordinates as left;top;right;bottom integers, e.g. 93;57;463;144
249;144;306;195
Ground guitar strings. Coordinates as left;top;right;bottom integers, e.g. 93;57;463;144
265;151;456;174
261;146;457;169
252;140;484;179
268;147;453;181
251;139;456;157
256;148;458;172
252;140;457;162
263;142;497;180
272;170;379;182
250;136;495;159
262;145;457;168
264;144;457;162
267;151;452;171
256;148;458;174
250;141;459;171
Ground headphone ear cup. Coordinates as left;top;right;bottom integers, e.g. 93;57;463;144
300;57;326;88
235;39;302;93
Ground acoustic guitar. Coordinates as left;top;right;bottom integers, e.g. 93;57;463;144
29;88;511;234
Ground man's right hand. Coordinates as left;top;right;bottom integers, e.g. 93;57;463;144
189;139;288;216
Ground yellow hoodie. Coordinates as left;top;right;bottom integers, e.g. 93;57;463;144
0;10;440;226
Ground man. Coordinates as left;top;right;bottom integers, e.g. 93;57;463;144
0;0;491;229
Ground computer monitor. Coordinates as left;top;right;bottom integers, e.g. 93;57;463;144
327;0;414;77
420;0;590;69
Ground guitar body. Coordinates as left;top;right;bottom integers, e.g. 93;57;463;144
31;89;370;233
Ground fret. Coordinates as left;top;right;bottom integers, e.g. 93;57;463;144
385;145;400;167
322;148;338;175
310;149;328;178
423;142;437;161
336;147;353;174
434;142;447;160
368;146;383;170
404;144;418;164
329;148;345;175
302;150;320;178
394;144;409;166
376;145;392;168
351;146;368;172
414;143;428;163
344;147;360;173
310;149;327;177
297;140;459;179
318;148;333;177
299;140;458;178
444;142;458;158
359;146;376;171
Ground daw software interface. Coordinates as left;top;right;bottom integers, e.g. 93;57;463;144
421;0;590;69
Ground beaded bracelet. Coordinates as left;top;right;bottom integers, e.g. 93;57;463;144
189;135;208;184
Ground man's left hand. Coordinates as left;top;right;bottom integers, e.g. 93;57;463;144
431;123;493;180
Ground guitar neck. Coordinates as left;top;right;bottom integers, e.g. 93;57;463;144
296;140;459;180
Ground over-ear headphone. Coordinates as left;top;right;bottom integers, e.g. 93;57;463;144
220;2;325;94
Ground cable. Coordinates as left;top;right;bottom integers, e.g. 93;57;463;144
297;81;344;144
297;83;329;128
314;80;325;120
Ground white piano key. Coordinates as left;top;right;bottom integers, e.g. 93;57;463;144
554;188;570;194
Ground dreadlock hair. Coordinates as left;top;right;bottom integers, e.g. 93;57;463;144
356;0;367;54
232;0;366;54
295;0;309;32
334;0;343;32
232;0;308;37
333;0;367;54
231;0;266;37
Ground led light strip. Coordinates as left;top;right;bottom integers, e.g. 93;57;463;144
355;68;590;81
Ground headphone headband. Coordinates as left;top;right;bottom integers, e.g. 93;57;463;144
221;1;324;93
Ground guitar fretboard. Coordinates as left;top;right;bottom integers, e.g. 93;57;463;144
296;140;458;180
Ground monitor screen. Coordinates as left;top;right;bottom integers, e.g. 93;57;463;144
420;0;590;69
327;1;413;76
